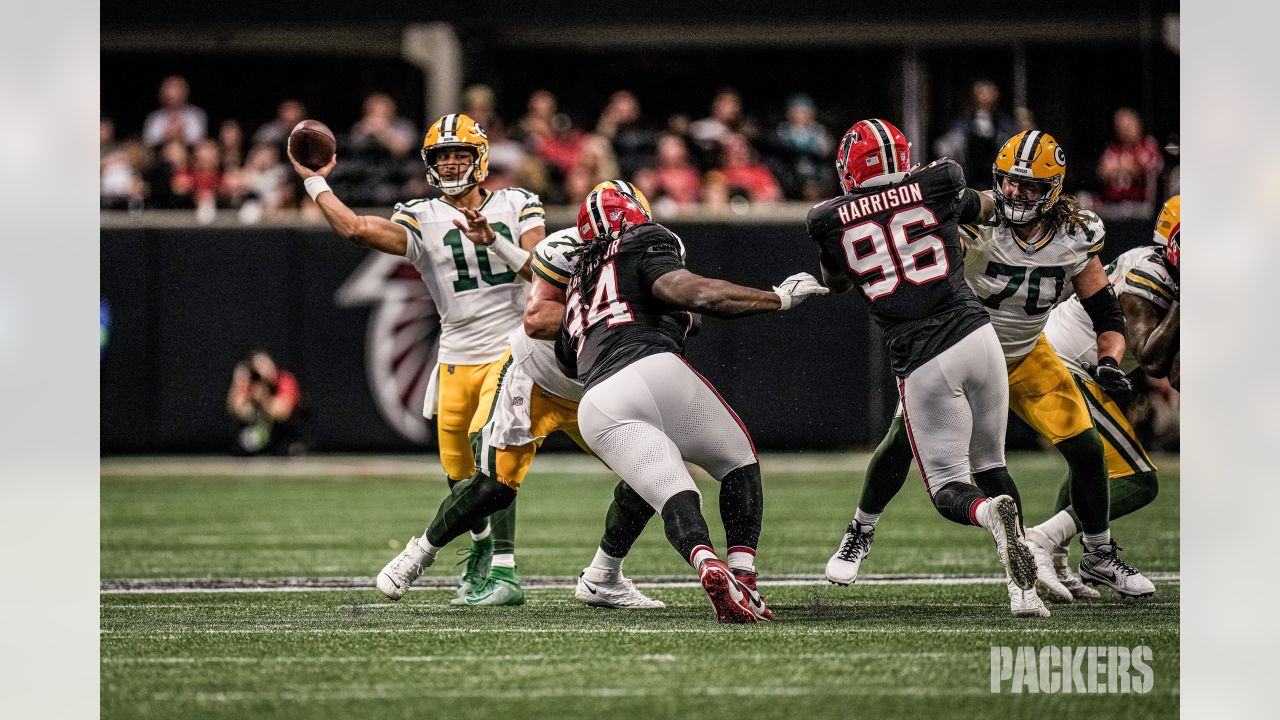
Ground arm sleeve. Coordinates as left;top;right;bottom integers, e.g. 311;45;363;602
635;230;686;290
515;190;546;236
957;188;983;224
390;203;425;261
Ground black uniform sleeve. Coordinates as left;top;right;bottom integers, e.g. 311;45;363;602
957;188;983;224
805;200;834;242
553;326;579;380
633;226;686;290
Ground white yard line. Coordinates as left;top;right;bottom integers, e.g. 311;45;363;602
100;571;1181;594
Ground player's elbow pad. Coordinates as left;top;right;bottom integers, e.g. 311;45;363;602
1081;285;1126;336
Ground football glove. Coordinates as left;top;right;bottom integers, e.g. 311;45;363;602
773;272;829;310
1083;356;1132;395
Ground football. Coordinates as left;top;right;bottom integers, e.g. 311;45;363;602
288;119;337;170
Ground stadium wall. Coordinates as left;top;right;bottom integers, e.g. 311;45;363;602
100;219;1155;454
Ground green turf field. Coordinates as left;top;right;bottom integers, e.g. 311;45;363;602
101;452;1179;719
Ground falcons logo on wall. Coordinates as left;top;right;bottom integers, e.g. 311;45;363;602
335;253;439;443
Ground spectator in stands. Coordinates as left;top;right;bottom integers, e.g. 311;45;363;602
565;134;621;203
142;75;208;148
1096;107;1164;219
252;99;307;149
101;139;148;210
219;119;246;170
180;138;224;222
517;89;558;146
234;143;291;217
227;350;305;456
690;88;759;167
349;92;416;158
463;84;504;137
652;133;702;210
596;90;655;178
934;79;1017;189
153;139;194;209
772;93;833;201
718;133;782;205
534;113;589;197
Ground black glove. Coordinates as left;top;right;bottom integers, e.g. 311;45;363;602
1083;356;1132;395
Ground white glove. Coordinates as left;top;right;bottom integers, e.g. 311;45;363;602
773;272;829;310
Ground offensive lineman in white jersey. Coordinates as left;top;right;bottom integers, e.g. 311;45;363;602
1034;195;1180;597
825;131;1154;615
288;113;545;604
373;181;666;610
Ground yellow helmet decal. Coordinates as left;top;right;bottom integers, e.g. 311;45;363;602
591;179;652;218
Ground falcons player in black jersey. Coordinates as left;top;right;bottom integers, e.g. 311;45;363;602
806;118;1038;596
558;188;827;623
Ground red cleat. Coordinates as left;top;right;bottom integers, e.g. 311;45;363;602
698;559;757;624
731;569;775;621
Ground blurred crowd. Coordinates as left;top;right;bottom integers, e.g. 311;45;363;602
102;76;1179;221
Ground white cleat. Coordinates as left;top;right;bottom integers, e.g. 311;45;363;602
825;521;875;586
1007;578;1051;617
376;536;435;601
575;571;666;609
1079;540;1156;599
1052;544;1100;600
987;495;1036;590
1027;537;1074;604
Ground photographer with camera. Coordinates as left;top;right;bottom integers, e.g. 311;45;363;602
226;350;304;456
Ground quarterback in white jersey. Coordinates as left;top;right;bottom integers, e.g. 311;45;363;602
371;181;667;611
289;112;545;606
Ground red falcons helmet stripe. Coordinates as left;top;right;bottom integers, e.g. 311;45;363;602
864;119;898;175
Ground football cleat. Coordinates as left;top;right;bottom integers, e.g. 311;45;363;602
451;565;525;606
1007;578;1051;618
376;536;435;601
825;521;875;586
731;569;775;621
697;559;757;624
1079;540;1156;599
455;535;493;600
1052;545;1100;600
575;571;665;609
1027;536;1074;603
987;495;1037;590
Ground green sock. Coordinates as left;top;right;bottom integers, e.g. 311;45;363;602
1054;429;1109;535
448;477;491;535
857;414;915;515
1106;471;1159;521
427;473;515;548
491;496;517;557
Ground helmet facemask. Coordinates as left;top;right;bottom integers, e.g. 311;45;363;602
993;169;1060;225
423;145;481;196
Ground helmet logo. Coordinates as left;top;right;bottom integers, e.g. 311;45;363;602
1054;146;1067;166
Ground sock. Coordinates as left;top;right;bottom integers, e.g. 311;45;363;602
932;480;991;527
719;463;763;552
490;495;517;557
1056;430;1110;535
689;545;717;569
584;548;624;582
470;522;491;542
599;481;656;558
859;414;915;515
659;490;714;567
852;507;880;528
448;477;491;535
1029;510;1079;549
492;553;516;569
1053;469;1072;514
426;473;516;548
972;466;1022;528
416;535;442;558
1082;529;1111;551
1107;471;1160;521
727;547;756;574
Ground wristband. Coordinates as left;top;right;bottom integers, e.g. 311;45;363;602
303;176;331;202
485;236;531;270
774;290;792;311
1098;356;1120;368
